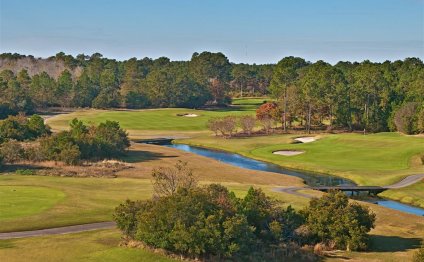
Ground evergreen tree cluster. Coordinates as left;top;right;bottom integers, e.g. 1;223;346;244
1;52;422;133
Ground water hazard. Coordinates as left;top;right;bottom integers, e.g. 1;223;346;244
164;143;424;216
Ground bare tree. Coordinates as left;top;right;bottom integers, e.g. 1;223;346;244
260;117;273;134
207;116;237;137
239;115;256;136
207;118;220;136
221;116;237;137
151;161;197;197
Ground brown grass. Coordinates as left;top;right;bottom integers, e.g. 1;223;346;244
117;143;304;187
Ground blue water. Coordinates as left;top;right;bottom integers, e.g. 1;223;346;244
165;143;424;217
167;144;354;187
375;200;424;216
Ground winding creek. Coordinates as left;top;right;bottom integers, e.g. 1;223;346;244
164;143;424;216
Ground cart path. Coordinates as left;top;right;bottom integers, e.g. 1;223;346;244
276;173;424;199
1;175;422;240
0;222;116;240
383;174;424;189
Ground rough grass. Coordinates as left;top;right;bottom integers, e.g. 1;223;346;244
0;143;304;232
0;186;65;221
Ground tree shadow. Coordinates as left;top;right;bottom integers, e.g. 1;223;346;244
121;150;178;163
368;235;421;252
0;164;47;173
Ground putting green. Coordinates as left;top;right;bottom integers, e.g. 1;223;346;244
0;186;65;221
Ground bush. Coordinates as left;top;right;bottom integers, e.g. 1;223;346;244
0;114;50;141
15;169;36;175
39;118;130;165
302;190;376;251
114;163;312;260
0;140;25;163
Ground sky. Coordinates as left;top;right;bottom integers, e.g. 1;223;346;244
0;0;423;64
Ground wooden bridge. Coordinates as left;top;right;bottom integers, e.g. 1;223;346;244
311;186;387;196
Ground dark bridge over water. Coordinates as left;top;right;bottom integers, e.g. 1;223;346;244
312;186;387;195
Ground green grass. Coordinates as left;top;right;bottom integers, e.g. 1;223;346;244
0;186;65;221
0;176;155;232
0;196;422;262
380;181;424;208
0;229;175;262
46;108;254;133
0;175;303;232
178;132;424;186
177;132;424;207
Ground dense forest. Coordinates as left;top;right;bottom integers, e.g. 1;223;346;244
0;52;423;133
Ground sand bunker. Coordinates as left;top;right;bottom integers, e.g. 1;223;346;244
177;113;199;117
273;150;305;156
294;137;317;143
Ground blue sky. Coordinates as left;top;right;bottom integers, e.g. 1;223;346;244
1;0;423;64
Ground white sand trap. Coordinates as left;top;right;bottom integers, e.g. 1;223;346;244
177;113;199;117
294;137;317;143
183;113;199;117
273;150;305;156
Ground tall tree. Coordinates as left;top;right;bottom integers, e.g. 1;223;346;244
56;70;74;107
189;52;231;104
269;57;308;131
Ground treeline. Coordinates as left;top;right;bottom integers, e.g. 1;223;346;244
1;52;422;133
269;57;424;133
114;162;375;260
0;52;273;117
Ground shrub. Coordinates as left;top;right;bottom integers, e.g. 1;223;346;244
302;190;376;251
0;114;50;141
0;140;25;163
15;169;36;175
38;118;129;165
115;183;303;260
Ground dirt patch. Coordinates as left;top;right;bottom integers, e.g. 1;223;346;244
273;150;305;156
